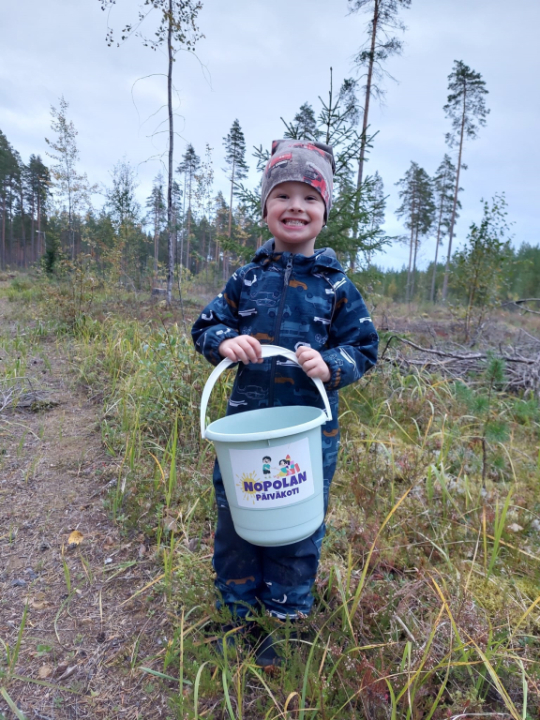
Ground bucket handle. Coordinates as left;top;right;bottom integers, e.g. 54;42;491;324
200;344;332;438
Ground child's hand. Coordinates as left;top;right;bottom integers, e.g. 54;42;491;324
219;336;263;364
296;346;331;382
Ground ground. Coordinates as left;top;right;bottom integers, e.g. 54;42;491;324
0;289;174;720
2;276;540;719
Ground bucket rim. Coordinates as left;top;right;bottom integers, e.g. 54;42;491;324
204;405;327;443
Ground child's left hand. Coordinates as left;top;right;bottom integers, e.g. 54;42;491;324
296;346;331;382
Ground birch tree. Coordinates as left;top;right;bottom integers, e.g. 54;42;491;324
45;97;92;261
98;0;204;304
452;195;511;340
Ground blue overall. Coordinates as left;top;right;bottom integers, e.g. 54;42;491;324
192;241;378;619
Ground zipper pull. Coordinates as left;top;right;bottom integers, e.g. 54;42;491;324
284;256;293;285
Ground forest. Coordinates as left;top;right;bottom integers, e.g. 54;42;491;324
2;56;540;306
1;1;540;719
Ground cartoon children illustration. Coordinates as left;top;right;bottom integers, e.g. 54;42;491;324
277;459;289;478
282;454;298;476
262;456;272;476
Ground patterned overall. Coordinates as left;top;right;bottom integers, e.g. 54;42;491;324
192;241;378;619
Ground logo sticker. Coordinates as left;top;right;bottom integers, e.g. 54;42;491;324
229;437;314;509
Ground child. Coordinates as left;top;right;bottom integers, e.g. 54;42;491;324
192;139;378;666
262;456;272;477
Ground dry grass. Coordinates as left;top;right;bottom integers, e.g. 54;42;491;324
1;274;540;719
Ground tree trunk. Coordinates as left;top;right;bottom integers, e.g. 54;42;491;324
430;196;445;302
30;193;35;264
356;0;379;193
8;179;14;265
200;221;206;276
186;207;191;274
442;90;467;302
153;219;159;282
351;0;380;272
225;157;235;280
1;186;6;269
406;224;414;304
411;227;419;299
37;193;42;258
166;0;174;306
405;188;416;304
19;184;26;267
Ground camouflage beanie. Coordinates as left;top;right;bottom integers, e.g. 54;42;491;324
261;139;335;220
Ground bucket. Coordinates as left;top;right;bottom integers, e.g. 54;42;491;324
200;345;332;547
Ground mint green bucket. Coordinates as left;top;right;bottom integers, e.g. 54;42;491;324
201;345;332;547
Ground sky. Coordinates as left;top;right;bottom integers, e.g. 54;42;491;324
1;0;539;269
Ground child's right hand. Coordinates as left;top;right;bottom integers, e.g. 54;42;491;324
219;336;263;364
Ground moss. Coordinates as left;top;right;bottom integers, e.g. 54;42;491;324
513;576;540;602
467;574;522;624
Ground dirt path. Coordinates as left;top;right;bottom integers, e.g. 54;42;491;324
0;294;172;719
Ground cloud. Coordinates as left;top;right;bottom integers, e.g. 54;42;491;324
1;0;538;269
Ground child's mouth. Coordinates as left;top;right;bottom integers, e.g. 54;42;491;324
282;219;307;226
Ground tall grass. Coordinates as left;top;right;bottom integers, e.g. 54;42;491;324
4;276;540;719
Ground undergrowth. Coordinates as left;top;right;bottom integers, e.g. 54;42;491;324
3;273;540;720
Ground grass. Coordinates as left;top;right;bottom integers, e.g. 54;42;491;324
2;273;540;719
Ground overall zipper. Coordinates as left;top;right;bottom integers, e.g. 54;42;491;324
268;255;293;408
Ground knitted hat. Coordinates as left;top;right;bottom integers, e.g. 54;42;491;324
261;139;335;220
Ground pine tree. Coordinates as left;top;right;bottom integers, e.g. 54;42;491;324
213;191;229;278
177;143;200;270
430;154;460;302
274;70;388;267
441;60;490;301
361;170;385;265
282;103;322;141
0;132;22;267
348;0;411;193
146;174;166;278
107;159;140;227
193;144;214;276
26;155;51;263
0;131;13;267
222;119;248;277
395;162;435;302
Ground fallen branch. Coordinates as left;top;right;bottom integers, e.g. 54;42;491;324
382;335;535;364
502;298;540;315
381;334;540;398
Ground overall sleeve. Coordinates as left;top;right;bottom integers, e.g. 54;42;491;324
191;271;243;366
320;278;379;391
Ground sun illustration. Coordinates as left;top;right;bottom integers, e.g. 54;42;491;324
236;471;258;505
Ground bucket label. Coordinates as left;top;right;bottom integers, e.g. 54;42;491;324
230;437;314;509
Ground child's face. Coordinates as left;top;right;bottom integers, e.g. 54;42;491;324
265;181;325;256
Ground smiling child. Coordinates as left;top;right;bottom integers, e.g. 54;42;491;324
192;139;378;667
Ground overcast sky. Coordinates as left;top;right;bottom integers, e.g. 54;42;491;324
1;0;539;269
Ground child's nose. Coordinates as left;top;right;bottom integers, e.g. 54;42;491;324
288;196;305;211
